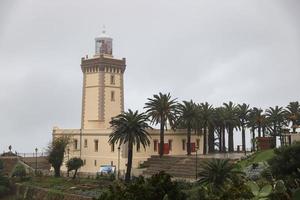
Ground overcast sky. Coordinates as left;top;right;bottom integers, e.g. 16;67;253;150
0;0;299;153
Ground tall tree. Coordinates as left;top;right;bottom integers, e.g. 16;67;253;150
223;102;239;152
144;93;177;157
252;107;264;137
266;106;287;147
66;157;84;179
285;101;300;133
178;100;198;155
199;102;213;154
213;107;226;152
47;137;69;177
237;103;250;152
109;109;151;182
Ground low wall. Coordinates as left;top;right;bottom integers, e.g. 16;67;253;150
0;157;19;176
15;184;93;200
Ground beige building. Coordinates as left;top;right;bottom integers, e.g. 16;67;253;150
52;30;203;174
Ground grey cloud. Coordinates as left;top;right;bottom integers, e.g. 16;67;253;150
0;0;299;152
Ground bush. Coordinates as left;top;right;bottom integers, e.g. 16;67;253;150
66;157;84;179
12;164;26;179
97;172;186;200
268;142;300;180
0;175;10;197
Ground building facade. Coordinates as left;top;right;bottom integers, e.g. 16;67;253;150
52;31;203;174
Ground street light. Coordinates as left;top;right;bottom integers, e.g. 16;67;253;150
118;146;121;180
35;148;38;175
195;144;199;180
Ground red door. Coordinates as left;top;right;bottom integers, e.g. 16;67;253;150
191;143;196;152
158;143;169;154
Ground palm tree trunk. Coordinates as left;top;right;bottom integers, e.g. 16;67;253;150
258;124;261;138
208;127;215;153
73;169;77;179
203;124;207;155
251;128;255;152
228;126;234;152
293;121;296;133
159;119;165;157
273;124;276;148
54;166;60;177
125;143;133;182
222;126;226;152
218;128;222;152
187;125;191;155
242;126;246;152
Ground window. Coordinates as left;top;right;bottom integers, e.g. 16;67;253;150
168;140;173;151
84;139;88;148
83;159;86;165
111;143;115;152
111;91;115;101
182;139;186;151
136;145;140;152
94;140;99;152
94;160;97;166
110;75;115;85
153;140;158;152
74;139;78;150
196;139;200;149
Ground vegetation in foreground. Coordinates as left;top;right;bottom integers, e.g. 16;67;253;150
1;142;300;199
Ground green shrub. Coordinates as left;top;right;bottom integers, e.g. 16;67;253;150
97;172;186;200
0;176;10;197
12;164;26;179
268;142;300;180
66;157;84;179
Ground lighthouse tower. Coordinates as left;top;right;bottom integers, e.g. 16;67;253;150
80;30;126;129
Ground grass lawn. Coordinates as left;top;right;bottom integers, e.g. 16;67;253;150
238;149;275;169
20;176;113;198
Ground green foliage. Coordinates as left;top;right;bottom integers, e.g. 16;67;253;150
144;92;178;157
109;109;151;182
66;157;84;179
292;188;300;200
198;159;244;193
47;136;69;177
247;181;272;200
98;172;186;200
268;142;300;179
238;149;275;169
12;164;26;179
0;176;10;197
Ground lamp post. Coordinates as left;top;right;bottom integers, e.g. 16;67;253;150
118;146;121;179
195;145;199;180
35;148;38;175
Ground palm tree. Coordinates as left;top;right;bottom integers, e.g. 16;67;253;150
252;107;264;137
198;159;243;193
237;103;250;152
266;106;287;147
213;107;226;152
144;93;178;157
178;100;198;155
286;101;300;133
109;109;151;182
223;102;239;152
199;102;213;154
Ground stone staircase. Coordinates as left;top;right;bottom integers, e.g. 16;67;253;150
142;155;241;179
20;157;51;171
142;155;207;179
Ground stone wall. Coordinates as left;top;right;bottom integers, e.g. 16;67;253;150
15;184;93;200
